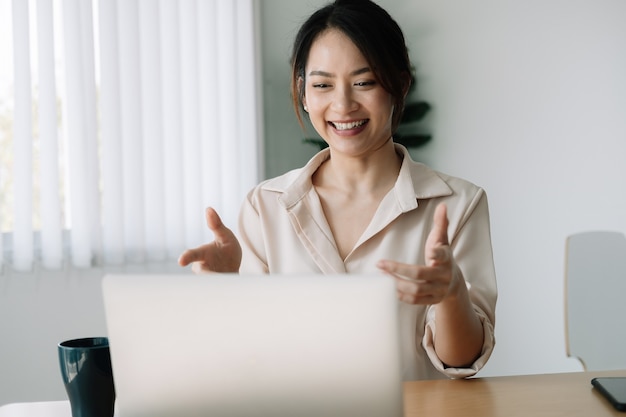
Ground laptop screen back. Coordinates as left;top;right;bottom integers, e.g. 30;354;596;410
102;273;404;417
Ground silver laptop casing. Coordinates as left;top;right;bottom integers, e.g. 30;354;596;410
102;273;404;417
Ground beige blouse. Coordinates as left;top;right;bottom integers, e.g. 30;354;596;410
237;144;497;380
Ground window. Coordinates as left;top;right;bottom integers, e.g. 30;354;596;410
0;0;261;273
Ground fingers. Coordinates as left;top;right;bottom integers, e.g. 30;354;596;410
178;207;242;273
430;203;449;246
178;247;202;267
177;208;226;267
376;259;417;280
204;207;222;230
426;203;450;266
178;249;215;274
394;281;442;305
382;266;447;305
376;204;456;305
377;259;445;284
205;207;235;245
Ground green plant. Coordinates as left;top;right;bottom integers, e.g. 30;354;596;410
393;99;431;148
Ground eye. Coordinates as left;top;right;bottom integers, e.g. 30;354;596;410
355;81;376;87
312;83;331;89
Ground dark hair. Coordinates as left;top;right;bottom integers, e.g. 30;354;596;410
290;0;412;133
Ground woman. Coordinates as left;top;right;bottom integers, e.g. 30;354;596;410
179;0;497;380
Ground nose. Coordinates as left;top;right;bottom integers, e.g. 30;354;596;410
330;84;358;113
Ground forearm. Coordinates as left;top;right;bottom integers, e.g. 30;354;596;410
433;267;484;368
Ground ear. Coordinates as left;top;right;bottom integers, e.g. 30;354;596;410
298;77;308;112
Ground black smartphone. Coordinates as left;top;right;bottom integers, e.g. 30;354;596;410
591;377;626;412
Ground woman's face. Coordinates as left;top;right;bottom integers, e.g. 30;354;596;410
302;29;395;157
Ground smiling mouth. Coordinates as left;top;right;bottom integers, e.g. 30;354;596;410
330;119;368;131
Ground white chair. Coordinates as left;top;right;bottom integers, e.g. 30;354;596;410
564;231;626;371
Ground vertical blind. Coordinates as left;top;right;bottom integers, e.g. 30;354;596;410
1;0;261;273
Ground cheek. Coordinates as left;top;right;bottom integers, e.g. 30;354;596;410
304;97;329;127
378;96;395;126
302;98;326;128
303;91;325;111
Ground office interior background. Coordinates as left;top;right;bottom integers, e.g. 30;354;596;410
1;0;626;405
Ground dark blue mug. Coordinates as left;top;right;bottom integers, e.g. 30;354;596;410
58;337;116;417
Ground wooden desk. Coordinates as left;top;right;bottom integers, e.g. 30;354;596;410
404;370;626;417
2;370;624;417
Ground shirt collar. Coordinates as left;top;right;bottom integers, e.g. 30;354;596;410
262;143;453;209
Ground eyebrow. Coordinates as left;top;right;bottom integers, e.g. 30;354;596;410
308;67;371;77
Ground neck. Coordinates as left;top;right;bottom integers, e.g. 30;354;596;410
316;140;402;194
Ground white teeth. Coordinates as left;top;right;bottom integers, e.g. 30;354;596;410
333;120;366;130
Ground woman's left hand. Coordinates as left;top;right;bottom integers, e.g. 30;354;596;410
377;203;463;305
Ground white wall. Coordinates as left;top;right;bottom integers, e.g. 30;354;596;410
261;0;626;377
1;268;109;404
0;263;184;405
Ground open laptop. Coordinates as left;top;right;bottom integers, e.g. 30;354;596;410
102;273;404;417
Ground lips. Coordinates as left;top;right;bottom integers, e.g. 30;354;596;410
329;119;369;131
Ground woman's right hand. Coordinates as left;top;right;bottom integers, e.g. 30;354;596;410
178;207;242;274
